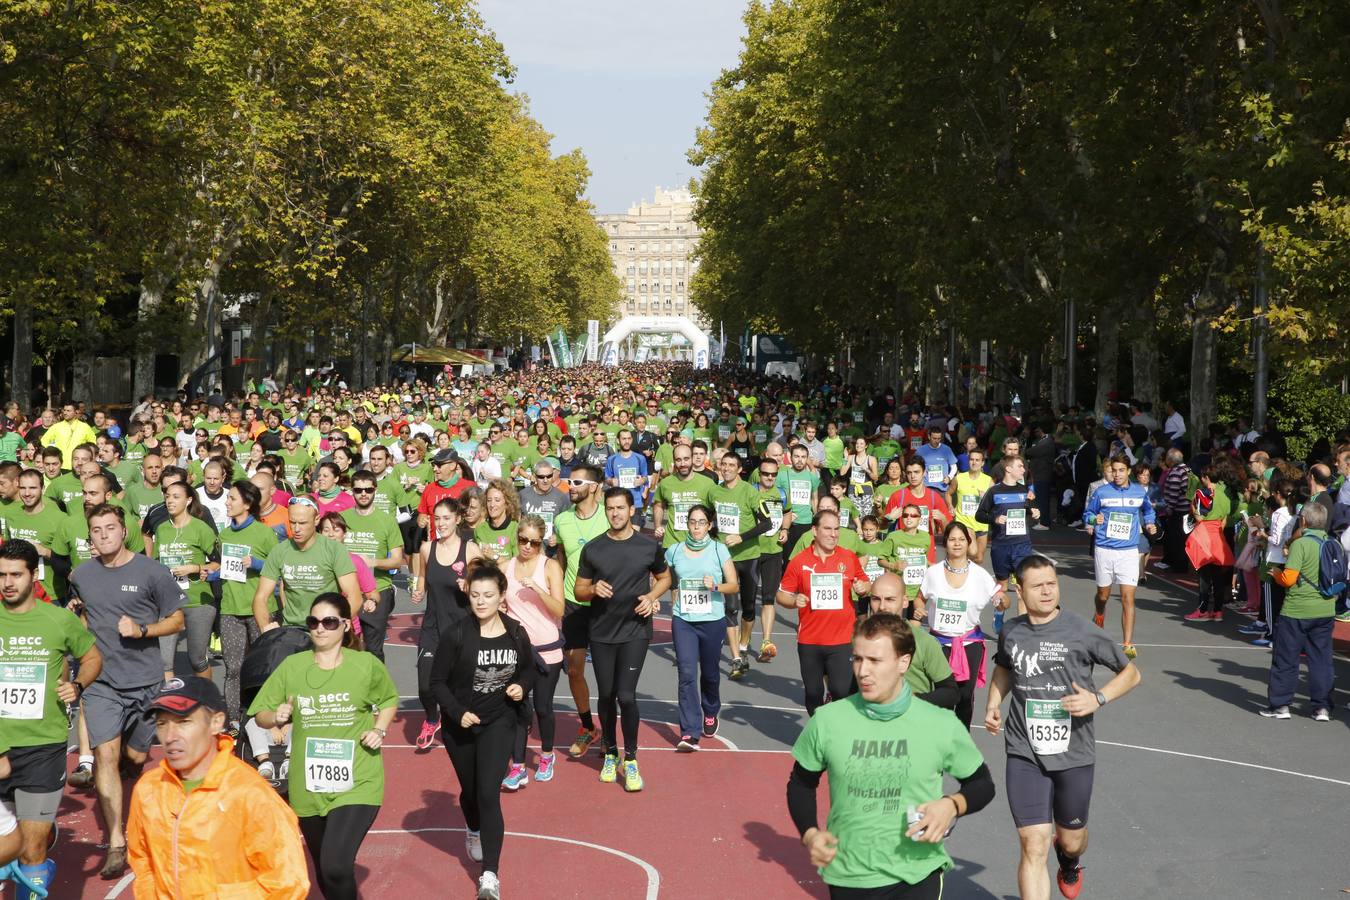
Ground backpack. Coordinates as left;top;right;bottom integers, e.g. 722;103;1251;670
1294;534;1348;602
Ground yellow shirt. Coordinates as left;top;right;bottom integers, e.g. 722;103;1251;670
952;470;994;532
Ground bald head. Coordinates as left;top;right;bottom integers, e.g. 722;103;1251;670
868;573;907;616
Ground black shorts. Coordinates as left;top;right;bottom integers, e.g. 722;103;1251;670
1005;754;1094;829
0;742;67;821
828;868;943;899
562;601;592;651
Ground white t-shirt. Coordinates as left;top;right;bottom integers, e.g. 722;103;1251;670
472;456;502;488
919;563;1000;637
1265;506;1293;565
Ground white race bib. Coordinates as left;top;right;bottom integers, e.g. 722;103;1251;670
0;663;45;720
917;507;930;532
679;578;713;616
960;494;978;517
851;465;867;484
926;464;945;485
673;503;691;532
839;509;851;529
161;553;190;590
1105;511;1133;541
618;470;637;489
809;572;845;610
36;559;44;584
221;543;249;583
540;511;555;541
789;479;810;507
902;554;926;586
932;598;968;636
718;426;731;442
766;503;783;538
1026;699;1071;756
1005;508;1027;537
862;556;883;582
304;738;355;793
715;502;740;535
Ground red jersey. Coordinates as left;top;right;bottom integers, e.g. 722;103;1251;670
779;544;868;646
885;486;950;539
904;428;927;453
418;475;473;540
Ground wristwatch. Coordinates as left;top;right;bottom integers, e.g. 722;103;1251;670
1094;691;1108;708
140;623;149;639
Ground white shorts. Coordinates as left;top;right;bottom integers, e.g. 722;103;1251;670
1094;546;1141;588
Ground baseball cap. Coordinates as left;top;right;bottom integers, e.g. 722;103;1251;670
431;448;458;466
148;677;226;715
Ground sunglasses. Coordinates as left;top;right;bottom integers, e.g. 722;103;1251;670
352;486;376;494
288;497;319;510
902;513;921;519
305;615;345;631
518;536;543;548
566;478;595;488
760;470;778;477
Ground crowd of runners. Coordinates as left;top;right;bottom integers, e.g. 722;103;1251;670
0;361;1342;899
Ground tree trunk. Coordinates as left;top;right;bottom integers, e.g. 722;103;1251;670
1189;296;1219;444
1025;345;1044;406
11;301;33;409
1129;289;1160;415
1093;313;1119;418
133;282;164;401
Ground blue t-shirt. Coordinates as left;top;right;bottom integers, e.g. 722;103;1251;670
605;452;649;508
664;541;731;623
914;444;959;490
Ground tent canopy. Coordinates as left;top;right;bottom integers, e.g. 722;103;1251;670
392;345;485;365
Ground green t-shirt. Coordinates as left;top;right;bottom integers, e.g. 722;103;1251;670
1282;529;1335;619
55;508;144;569
873;483;905;513
474;518;519;562
653;442;675;475
836;496;860;531
369;474;408;516
341;508;403;592
906;627;954;696
218;519;281;617
790;528;864;558
0;600;96;747
856;538;897;583
709;480;763;561
488;439;518;474
278;448;314;487
778;468;820;521
154;517;218;608
553;505;609;605
393;461;434;497
653;474;717;548
4;504;70;598
757;485;789;555
44;473;83;513
469;418;496;442
791;694;984;888
123;482;165;523
889;531;933;598
248;649;398;817
261;535;357;626
823;436;846;470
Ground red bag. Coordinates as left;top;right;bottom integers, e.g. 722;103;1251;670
1186;518;1235;569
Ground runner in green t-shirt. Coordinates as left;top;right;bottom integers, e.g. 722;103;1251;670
652;444;716;549
711;454;771;679
890;502;935;601
155;482;220;677
211;481;280;723
6;470;70;599
255;501;359;628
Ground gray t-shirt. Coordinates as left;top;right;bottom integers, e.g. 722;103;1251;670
993;609;1128;771
69;554;187;689
519;486;572;536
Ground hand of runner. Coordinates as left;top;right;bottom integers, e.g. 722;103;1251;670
995;515;1006;525
654;525;665;539
505;684;523;701
56;680;80;703
702;575;717;591
725;533;741;547
361;729;384;749
635;595;658;617
461;711;481;728
906;797;958;843
117;615;140;638
274;697;294;725
1061;682;1102;717
595;579;615;599
362;598;377;613
795;592;809;608
803;828;839;867
984;705;1002;735
262;621;280;632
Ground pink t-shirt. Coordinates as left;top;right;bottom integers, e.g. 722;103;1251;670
313;491;355;517
503;554;562;665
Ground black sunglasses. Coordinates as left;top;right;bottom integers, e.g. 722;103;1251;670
305;615;345;631
352;486;376;494
518;536;543;548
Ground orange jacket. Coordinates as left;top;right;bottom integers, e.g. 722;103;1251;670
127;735;309;899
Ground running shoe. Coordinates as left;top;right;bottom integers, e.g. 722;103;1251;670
1336;611;1350;623
599;753;619;783
99;846;128;879
1249;637;1272;647
501;763;528;791
465;829;483;862
1238;621;1267;634
758;640;777;662
477;871;501;900
703;715;719;738
1153;561;1171;570
535;751;556;782
256;760;276;781
1258;705;1290;719
1092;613;1105;628
1032;523;1050;531
69;761;94;788
415;719;441;750
1312;708;1331;722
1208;610;1223;621
1122;644;1137;660
677;736;699;752
622;759;644;792
729;658;747;680
278;757;289;781
1182;609;1210;622
1056;862;1084;899
569;727;598;758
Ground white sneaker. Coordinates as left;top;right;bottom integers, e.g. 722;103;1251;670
477;871;500;900
256;760;275;780
1032;523;1050;531
278;757;289;780
1312;708;1331;722
465;829;483;862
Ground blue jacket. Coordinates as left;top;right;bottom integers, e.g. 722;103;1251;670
1084;481;1156;550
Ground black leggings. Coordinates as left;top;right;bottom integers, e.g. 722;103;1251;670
358;587;395;662
942;641;983;729
514;660;563;759
445;715;514;874
298;803;379;900
590;637;649;757
757;551;783;606
1196;564;1232;612
728;558;761;625
799;642;853;716
829;868;944;899
417;652;439;724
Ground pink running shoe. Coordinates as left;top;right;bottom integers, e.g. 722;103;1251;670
1182;609;1210;622
415;719;441;750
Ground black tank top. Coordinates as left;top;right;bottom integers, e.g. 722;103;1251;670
420;534;470;650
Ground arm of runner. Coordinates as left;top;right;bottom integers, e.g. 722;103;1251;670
974;486;995;526
58;644;103;703
917;675;959;710
253;575;280;631
337;570;363;620
906;763;995;844
1063;663;1141;716
984;664;1013;734
787;763;838;867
